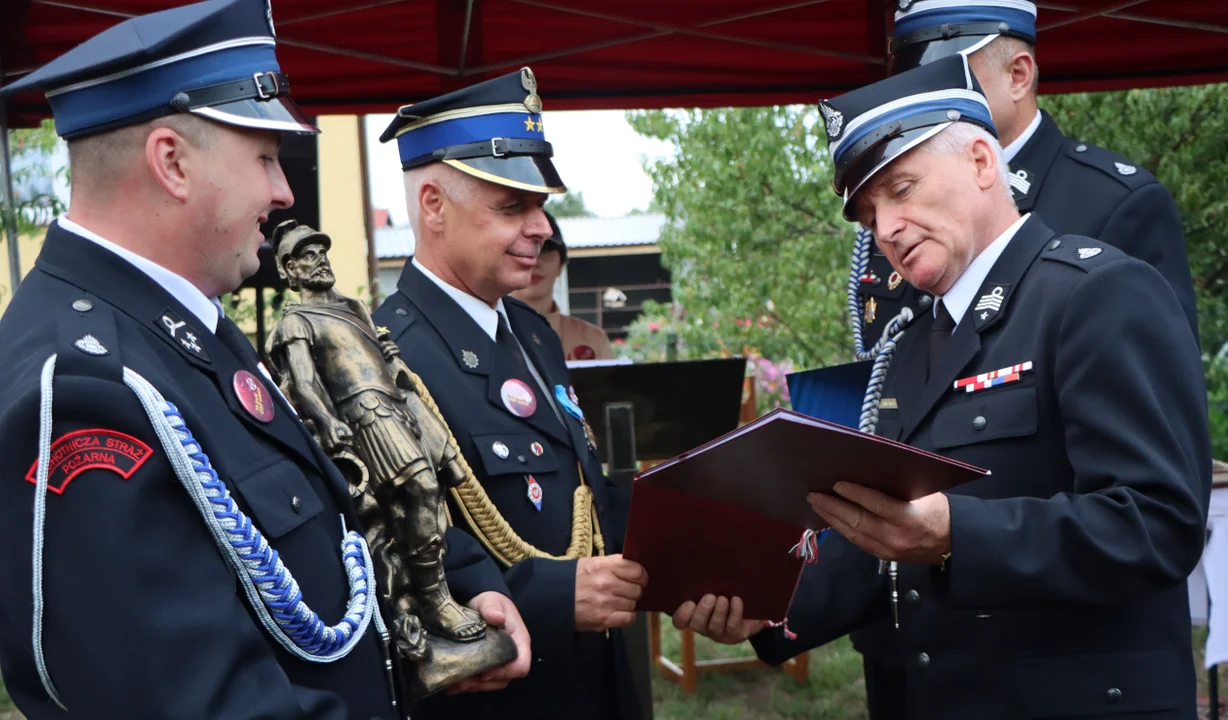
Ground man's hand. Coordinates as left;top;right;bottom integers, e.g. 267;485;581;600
672;595;765;645
809;482;951;564
322;419;353;453
446;591;532;694
575;554;648;632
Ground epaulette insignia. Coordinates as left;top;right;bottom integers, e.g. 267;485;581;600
1068;141;1152;190
1042;236;1121;272
26;429;154;494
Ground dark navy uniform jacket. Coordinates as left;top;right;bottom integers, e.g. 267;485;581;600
0;224;497;719
374;261;638;720
754;216;1210;718
856;110;1199;349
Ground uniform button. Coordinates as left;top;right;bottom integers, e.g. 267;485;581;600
972;416;987;431
291;496;302;513
906;589;920;605
917;294;933;310
395;308;408;316
72;299;93;312
1106;688;1122;702
517;455;527;464
1047;239;1062;251
916;652;930;669
1075;143;1088;153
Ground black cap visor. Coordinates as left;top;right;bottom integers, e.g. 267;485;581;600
444;155;567;194
839;124;951;222
193;95;319;134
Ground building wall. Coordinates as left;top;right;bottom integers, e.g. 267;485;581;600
0;231;48;315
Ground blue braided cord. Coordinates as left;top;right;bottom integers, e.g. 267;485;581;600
162;402;374;658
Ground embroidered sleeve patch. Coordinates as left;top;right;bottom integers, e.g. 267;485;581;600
25;429;154;494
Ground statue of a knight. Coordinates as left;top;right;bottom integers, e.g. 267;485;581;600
264;219;484;652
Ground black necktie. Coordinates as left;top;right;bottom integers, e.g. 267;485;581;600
496;312;535;380
927;300;956;381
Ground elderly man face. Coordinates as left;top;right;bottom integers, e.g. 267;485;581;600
852;126;1007;297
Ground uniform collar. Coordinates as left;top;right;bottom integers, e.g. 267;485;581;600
57;215;223;333
937;212;1031;328
1001;108;1042;164
411;256;508;342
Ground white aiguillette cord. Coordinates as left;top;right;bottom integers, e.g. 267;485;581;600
31;354;392;710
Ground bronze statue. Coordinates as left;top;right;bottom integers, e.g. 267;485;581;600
263;220;516;697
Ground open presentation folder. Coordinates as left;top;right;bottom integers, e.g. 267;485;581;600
622;408;989;619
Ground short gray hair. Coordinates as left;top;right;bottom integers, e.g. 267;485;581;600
918;121;1014;204
402;163;479;235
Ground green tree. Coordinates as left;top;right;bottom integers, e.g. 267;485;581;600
545;190;596;218
4;119;68;236
625;106;853;371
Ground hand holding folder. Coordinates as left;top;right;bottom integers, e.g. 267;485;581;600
622;408;988;621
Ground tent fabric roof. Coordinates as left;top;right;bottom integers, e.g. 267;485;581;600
4;0;1227;129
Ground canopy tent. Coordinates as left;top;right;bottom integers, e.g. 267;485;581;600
4;0;1228;127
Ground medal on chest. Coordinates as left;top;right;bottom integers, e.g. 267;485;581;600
525;474;543;511
500;378;537;417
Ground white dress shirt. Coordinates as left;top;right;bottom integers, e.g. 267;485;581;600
1001;109;1042;164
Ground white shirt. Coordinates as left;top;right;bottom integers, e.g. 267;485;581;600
412;257;563;421
1001;109;1042;164
58;216;224;333
937;213;1031;329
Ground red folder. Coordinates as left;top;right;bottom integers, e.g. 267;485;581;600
623;408;988;618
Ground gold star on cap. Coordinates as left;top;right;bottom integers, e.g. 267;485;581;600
524;117;536;132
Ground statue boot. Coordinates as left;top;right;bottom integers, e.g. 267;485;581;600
408;536;486;642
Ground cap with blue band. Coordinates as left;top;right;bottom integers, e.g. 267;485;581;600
0;0;318;139
819;53;997;220
379;67;566;195
889;0;1037;75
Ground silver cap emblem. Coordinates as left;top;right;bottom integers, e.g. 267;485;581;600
819;101;844;140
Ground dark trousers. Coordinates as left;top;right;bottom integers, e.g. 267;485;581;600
863;656;908;720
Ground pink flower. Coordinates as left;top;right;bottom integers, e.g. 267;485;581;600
648;322;661;332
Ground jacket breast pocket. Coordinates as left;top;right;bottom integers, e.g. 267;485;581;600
1014;648;1181;717
931;385;1037;450
231;456;323;539
471;431;560;478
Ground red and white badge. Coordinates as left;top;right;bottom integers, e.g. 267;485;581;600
500;378;537;417
525;474;543;511
234;370;275;422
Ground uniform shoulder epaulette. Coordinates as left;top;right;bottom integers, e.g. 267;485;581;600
53;294;124;382
1065;139;1156;191
379;298;418;341
1041;235;1127;273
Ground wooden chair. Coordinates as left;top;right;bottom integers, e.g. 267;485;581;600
641;374;810;695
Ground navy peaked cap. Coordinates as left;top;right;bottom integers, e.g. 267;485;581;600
379;68;565;195
1;0;317;139
819;53;997;220
890;0;1037;75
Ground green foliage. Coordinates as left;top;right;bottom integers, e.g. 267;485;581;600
545;190;596;218
3;119;68;236
1039;84;1228;352
626;107;855;374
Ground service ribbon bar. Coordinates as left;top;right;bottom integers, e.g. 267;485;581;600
954;361;1034;392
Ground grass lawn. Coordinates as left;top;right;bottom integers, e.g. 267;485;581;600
0;625;1224;719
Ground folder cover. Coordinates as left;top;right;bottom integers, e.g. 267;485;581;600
623;408;988;618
